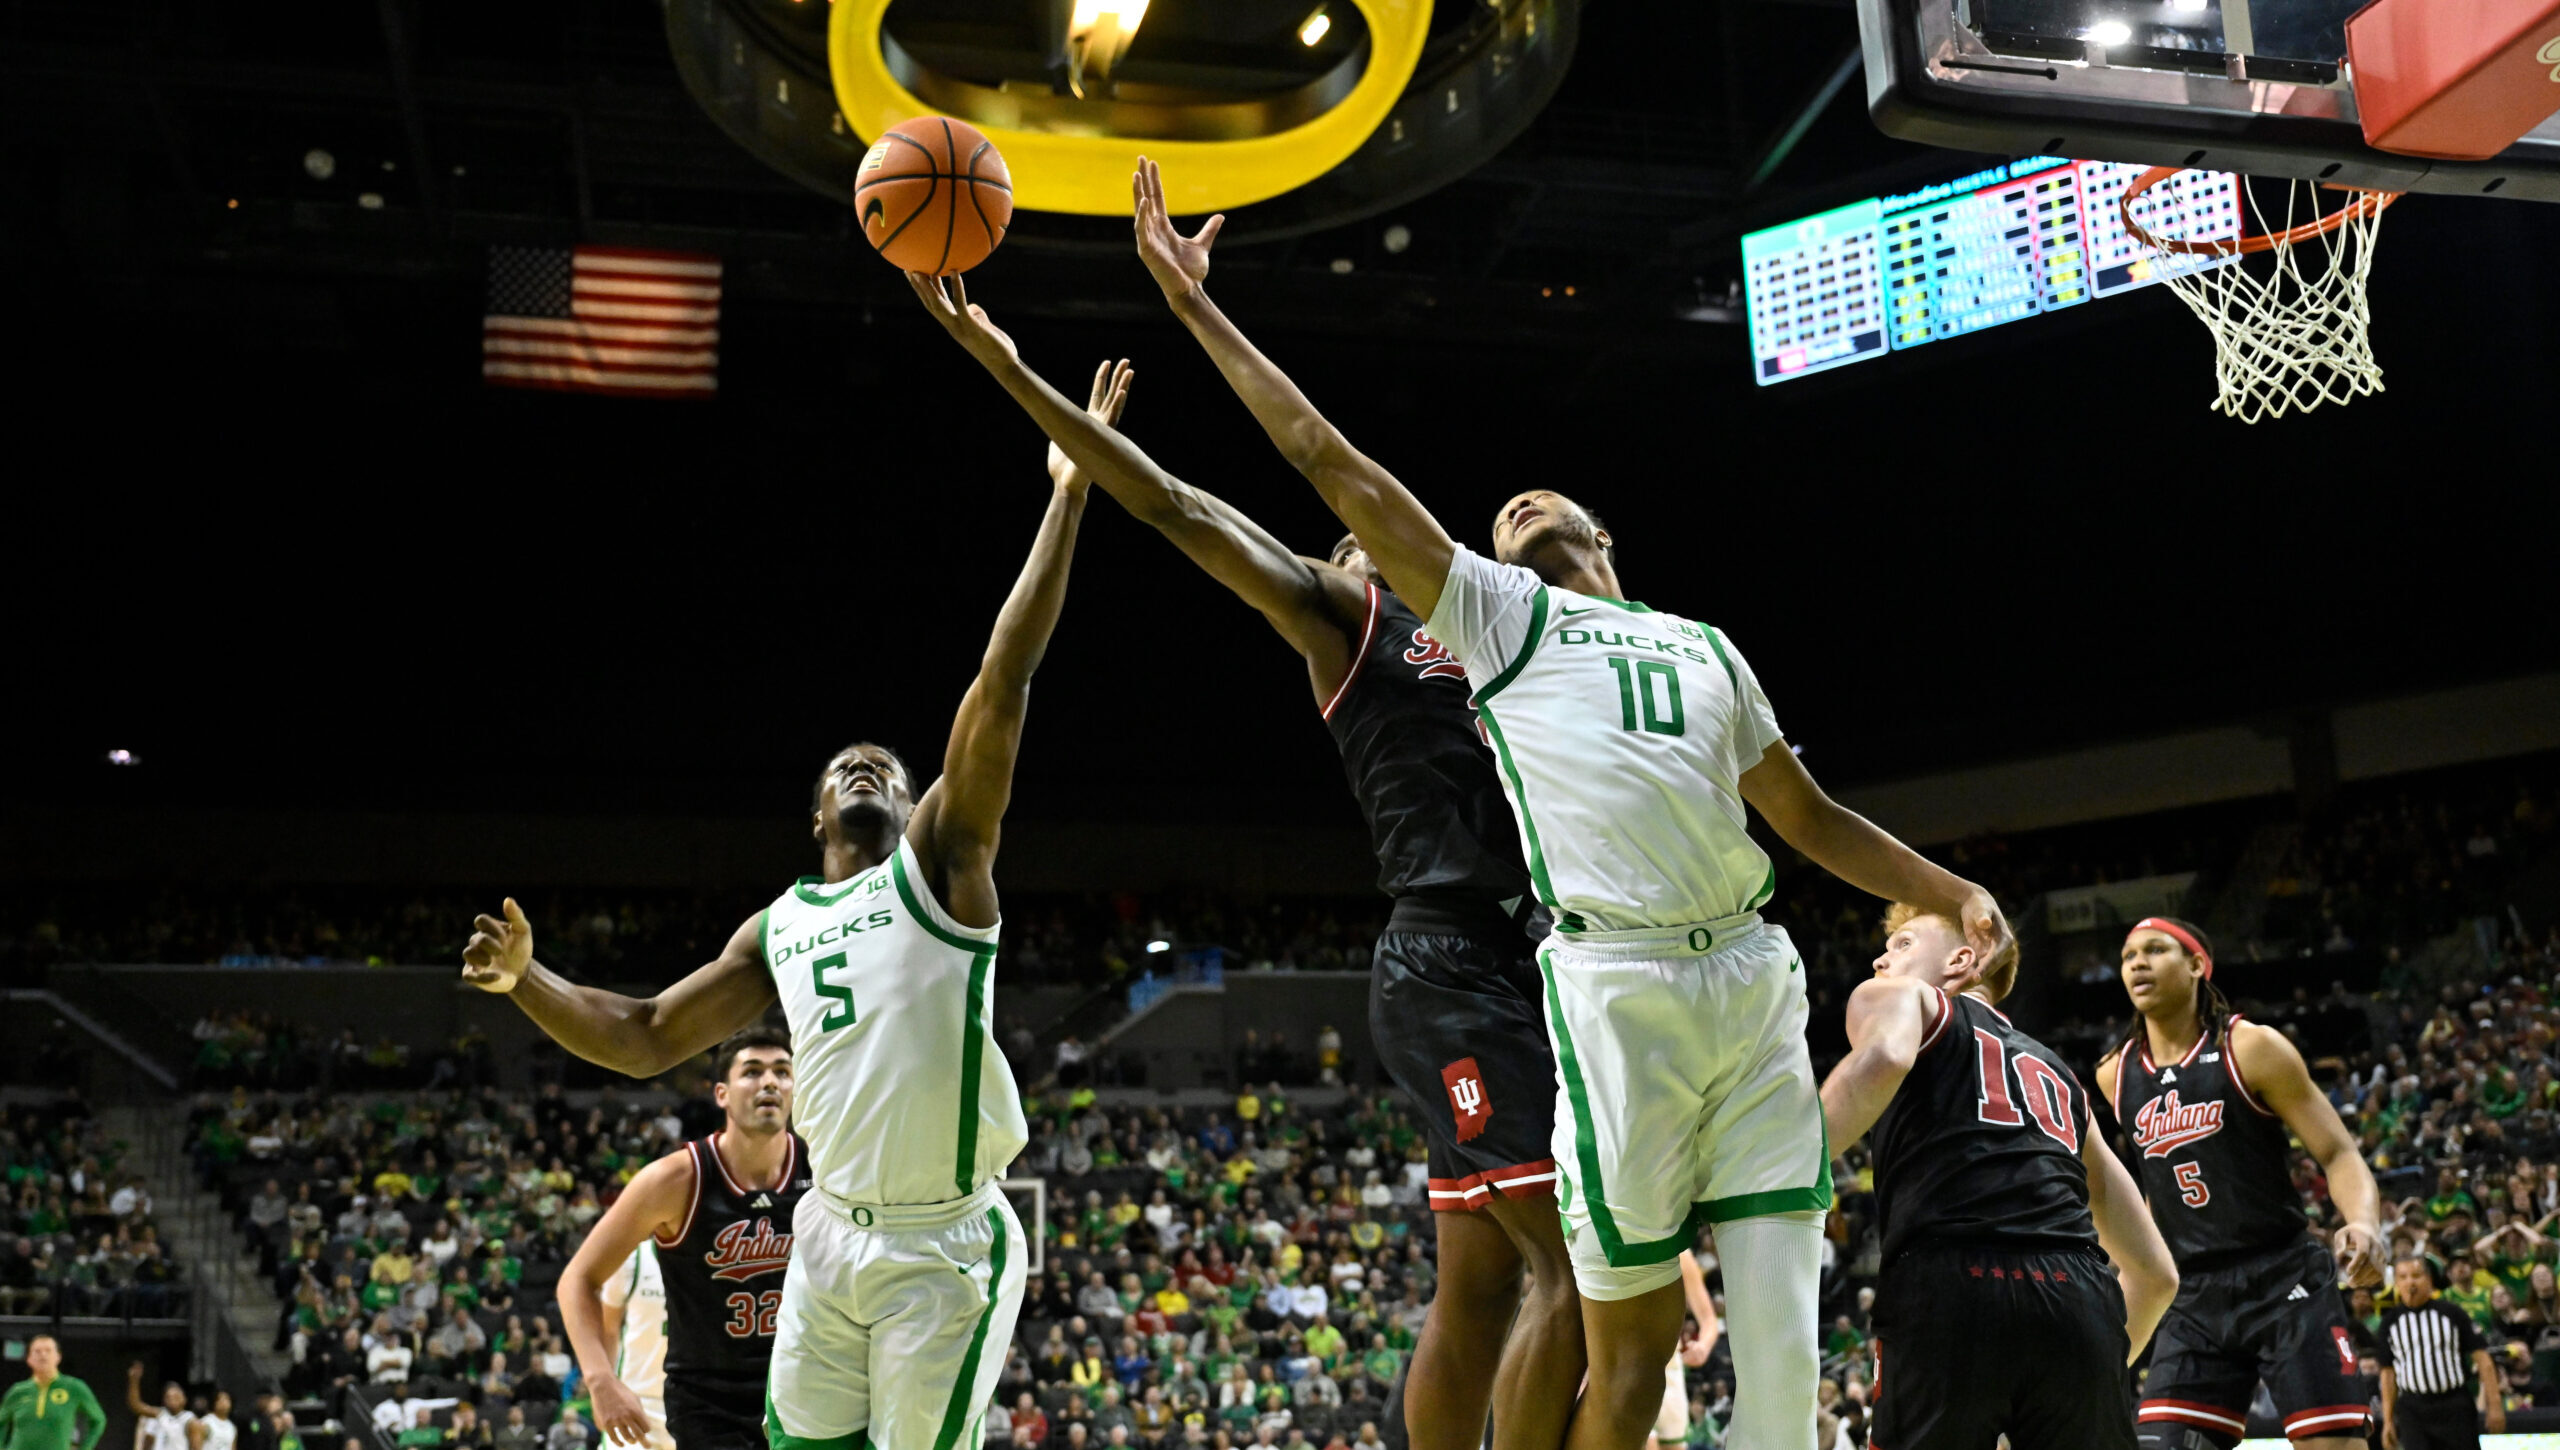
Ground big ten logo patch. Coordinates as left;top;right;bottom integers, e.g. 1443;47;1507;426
1670;619;1705;642
1405;628;1467;682
1442;1057;1492;1142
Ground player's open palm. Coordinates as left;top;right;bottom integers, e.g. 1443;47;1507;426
905;270;1017;365
461;897;534;994
1048;358;1135;492
1132;156;1221;301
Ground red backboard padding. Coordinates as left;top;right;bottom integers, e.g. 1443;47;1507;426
2346;0;2560;160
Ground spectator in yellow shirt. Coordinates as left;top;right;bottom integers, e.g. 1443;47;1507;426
370;1243;416;1287
1235;1088;1261;1124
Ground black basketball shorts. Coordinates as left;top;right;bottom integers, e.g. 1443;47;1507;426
2139;1238;2368;1445
1369;929;1559;1213
1868;1243;2135;1450
2390;1391;2482;1450
666;1373;770;1450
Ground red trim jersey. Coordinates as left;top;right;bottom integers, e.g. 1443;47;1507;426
1870;988;2099;1266
655;1131;812;1396
2114;1014;2305;1267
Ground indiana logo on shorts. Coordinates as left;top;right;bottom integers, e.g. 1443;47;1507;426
2130;1089;2225;1158
1442;1057;1491;1143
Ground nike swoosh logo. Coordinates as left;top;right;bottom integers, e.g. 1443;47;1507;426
1558;605;1596;616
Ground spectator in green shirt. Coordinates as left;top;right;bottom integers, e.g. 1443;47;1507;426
2428;1168;2480;1223
2440;1252;2498;1328
1;1338;107;1450
1359;1334;1401;1394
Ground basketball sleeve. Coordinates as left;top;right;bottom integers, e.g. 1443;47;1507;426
1424;547;1543;678
2456;1308;2487;1354
1713;628;1784;759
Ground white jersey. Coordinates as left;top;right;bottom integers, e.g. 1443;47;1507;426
1427;547;1784;935
761;835;1027;1205
197;1419;235;1450
137;1410;193;1450
598;1238;668;1404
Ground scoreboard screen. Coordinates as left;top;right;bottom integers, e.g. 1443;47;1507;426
1743;158;2240;385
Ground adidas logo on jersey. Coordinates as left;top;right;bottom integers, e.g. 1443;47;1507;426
2288;1285;2310;1301
2159;1068;2177;1083
751;1194;772;1209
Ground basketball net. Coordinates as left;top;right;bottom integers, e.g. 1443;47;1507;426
2120;168;2399;424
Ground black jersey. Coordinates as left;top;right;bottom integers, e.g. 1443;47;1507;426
1323;584;1537;941
657;1131;811;1392
2112;1013;2304;1268
1870;987;2100;1267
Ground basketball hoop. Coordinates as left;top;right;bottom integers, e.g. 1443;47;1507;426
2119;168;2401;423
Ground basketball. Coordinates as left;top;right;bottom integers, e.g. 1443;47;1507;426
854;117;1012;276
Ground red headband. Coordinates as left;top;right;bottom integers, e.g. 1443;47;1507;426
2130;917;2213;979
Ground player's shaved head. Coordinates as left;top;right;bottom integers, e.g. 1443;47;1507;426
1489;490;1614;573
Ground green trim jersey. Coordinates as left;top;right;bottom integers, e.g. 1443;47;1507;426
760;836;1027;1206
598;1238;668;1405
0;1375;108;1450
1426;547;1785;935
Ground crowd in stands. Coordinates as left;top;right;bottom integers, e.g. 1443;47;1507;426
7;752;2554;1447
0;1100;189;1319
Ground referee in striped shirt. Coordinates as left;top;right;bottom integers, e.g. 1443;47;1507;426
2377;1256;2506;1450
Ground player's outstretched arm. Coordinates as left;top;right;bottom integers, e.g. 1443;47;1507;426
2231;1021;2386;1286
559;1152;691;1447
905;455;1089;930
2082;1107;2177;1361
1677;1249;1720;1365
462;903;777;1079
1739;739;2012;966
904;295;1367;702
1818;975;1936;1148
1129;159;1457;618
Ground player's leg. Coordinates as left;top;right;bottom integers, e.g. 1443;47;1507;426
863;1195;1030;1450
2006;1249;2137;1450
1566;1284;1689;1450
1695;927;1830;1450
765;1201;873;1450
1535;943;1712;1450
2133;1263;2257;1450
1483;1191;1584;1450
1646;1356;1688;1450
1404;1198;1521;1450
1371;931;1584;1450
2247;1244;2372;1450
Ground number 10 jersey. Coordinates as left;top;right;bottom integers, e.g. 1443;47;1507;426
1425;547;1784;936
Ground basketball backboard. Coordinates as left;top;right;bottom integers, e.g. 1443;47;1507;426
1857;0;2560;200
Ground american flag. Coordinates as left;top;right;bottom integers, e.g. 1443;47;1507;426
482;245;720;398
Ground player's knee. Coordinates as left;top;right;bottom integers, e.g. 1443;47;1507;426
2137;1423;2237;1450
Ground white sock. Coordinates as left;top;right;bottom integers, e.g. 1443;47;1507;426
1712;1209;1825;1450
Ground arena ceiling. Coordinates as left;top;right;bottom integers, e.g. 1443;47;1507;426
4;1;2553;828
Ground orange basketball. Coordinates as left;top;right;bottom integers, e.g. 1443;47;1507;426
854;116;1013;275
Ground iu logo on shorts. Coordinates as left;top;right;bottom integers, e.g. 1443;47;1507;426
1442;1057;1492;1143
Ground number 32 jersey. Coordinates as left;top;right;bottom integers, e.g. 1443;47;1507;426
761;835;1029;1206
1426;547;1784;935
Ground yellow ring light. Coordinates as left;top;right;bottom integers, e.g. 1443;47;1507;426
828;0;1433;216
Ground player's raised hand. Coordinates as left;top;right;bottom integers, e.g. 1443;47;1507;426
905;270;1018;366
1048;358;1135;492
461;898;534;994
2333;1220;2386;1287
1132;156;1222;303
1956;885;2012;972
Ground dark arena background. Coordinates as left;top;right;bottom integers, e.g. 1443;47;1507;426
4;1;2559;1448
